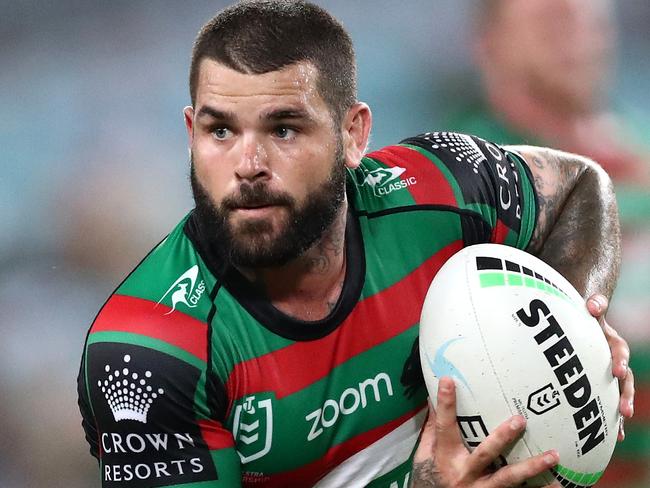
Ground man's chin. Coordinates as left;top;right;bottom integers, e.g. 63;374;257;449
227;244;297;269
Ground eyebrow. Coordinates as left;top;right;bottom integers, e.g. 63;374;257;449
195;105;316;126
263;109;312;121
196;106;235;121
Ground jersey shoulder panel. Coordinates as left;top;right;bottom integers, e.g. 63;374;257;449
348;132;537;249
114;213;215;319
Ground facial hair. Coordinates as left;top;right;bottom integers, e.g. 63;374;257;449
190;140;347;268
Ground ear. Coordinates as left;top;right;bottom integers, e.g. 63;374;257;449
183;106;195;145
341;102;372;170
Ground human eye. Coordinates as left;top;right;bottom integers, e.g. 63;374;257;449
211;127;232;140
273;126;297;140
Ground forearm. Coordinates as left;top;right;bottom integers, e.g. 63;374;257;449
534;162;621;300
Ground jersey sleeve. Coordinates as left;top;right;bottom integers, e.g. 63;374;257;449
78;349;100;461
399;131;538;249
77;278;246;487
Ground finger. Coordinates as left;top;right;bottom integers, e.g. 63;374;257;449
587;294;608;319
414;401;436;463
602;322;630;380
488;449;559;488
465;415;527;477
618;415;625;442
619;367;635;419
542;483;562;488
433;377;465;458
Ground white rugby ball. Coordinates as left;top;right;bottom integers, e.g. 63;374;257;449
419;244;619;487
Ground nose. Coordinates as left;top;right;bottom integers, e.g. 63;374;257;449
235;135;271;182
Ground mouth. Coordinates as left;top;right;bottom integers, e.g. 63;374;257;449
231;204;282;218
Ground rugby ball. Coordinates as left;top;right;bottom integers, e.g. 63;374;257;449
419;244;619;487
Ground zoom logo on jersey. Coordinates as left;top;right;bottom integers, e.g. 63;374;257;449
361;166;417;197
306;372;394;441
157;265;206;315
232;395;274;464
516;299;607;456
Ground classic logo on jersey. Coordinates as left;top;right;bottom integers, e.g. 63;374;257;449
305;371;394;441
360;166;417;197
156;265;206;315
232;395;274;464
98;354;165;424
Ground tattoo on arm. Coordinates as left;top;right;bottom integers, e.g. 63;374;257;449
411;459;439;488
521;149;581;254
507;145;621;300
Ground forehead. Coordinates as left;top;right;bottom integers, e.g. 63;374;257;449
194;59;326;111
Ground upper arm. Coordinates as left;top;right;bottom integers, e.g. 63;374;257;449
79;334;242;486
504;145;595;254
398;132;538;249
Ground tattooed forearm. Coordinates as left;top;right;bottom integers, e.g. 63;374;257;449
411;459;439;488
507;145;621;300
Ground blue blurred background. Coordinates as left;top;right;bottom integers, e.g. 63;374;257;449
1;1;649;486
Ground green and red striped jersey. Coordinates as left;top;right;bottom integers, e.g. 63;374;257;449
78;132;537;487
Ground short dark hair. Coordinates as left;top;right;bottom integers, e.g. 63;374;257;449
189;0;357;124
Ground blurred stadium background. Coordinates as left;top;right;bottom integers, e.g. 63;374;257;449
1;1;648;486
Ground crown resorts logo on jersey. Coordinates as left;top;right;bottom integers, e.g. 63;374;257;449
157;265;206;315
360;166;417;197
98;354;165;424
232;395;274;464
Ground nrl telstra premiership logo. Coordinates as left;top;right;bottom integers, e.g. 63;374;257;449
98;354;165;424
360;166;417;197
157;265;206;315
232;395;274;464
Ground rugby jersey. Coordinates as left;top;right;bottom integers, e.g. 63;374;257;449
78;132;537;487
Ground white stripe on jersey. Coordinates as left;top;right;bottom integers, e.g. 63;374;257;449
314;408;427;488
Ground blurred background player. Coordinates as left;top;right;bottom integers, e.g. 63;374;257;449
443;0;650;485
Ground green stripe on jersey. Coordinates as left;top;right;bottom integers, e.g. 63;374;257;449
226;325;426;473
507;151;538;249
365;457;413;487
116;220;217;322
209;287;296;378
88;331;205;369
359;211;462;297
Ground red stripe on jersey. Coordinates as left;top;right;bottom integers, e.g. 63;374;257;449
225;241;462;404
91;294;208;361
491;219;510;244
367;145;457;207
199;420;235;449
255;405;425;487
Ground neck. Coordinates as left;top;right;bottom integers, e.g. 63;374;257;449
237;200;349;321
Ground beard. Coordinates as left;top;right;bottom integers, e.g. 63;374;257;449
190;141;347;268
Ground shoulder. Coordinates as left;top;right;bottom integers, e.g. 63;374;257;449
91;213;216;332
348;132;530;209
